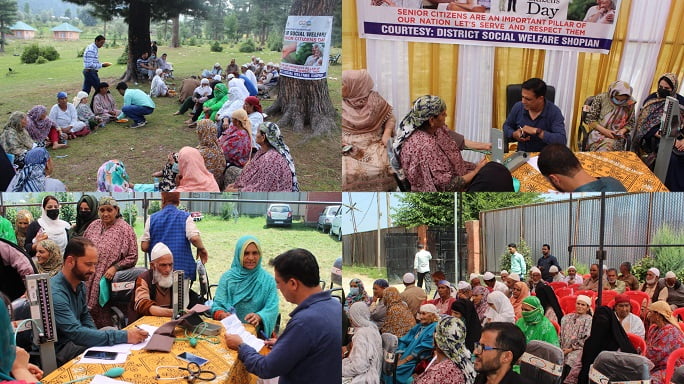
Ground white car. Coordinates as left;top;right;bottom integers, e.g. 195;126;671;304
266;204;292;227
329;208;342;241
317;205;341;233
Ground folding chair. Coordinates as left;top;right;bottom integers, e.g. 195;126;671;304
381;333;399;384
519;340;564;384
588;350;652;383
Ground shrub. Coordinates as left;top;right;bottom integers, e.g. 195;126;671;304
148;201;161;215
239;39;256;53
500;238;533;278
41;46;59;61
117;45;129;65
35;56;48;64
20;44;40;64
221;203;236;220
210;41;223;52
76;47;84;57
187;37;197;46
122;204;138;226
267;34;282;52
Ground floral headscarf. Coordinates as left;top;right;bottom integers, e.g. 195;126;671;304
25;105;55;142
0;111;34;156
97;159;133;192
472;285;490;322
36;239;63;277
259;122;299;191
393;95;446;156
434;316;477;384
12;147;49;192
608;80;634;100
381;286;416;337
345;278;370;308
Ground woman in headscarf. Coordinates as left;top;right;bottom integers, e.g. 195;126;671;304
219;109;252;168
369;279;389;329
199;82;229;121
14;210;32;249
393;95;512;192
25;105;66;150
585;80;636;152
8;147;65;192
645;301;684;384
509;281;530;321
195;119;227;189
342;302;382;384
228;122;299;192
92;82;121;124
561;295;593;384
345;278;371;311
415;315;477;384
73;91;102;131
34;239;62;277
471;285;490;324
0;111;34;168
174;146;221;192
0;300;42;382
150;68;171;97
577;306;637;384
96;159;133;192
383;304;439;384
70;194;99;237
427;280;456;315
484;290;515;324
217;83;249;122
211;236;280;337
341;69;396;191
154;152;179;192
243;96;264;149
24;195;69;257
535;282;564;324
451;298;482;353
381;286;416;338
83;196;139;328
515;296;559;346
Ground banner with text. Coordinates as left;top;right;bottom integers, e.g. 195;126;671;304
281;16;333;80
356;0;621;53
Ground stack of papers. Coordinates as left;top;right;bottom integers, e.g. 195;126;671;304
220;315;265;351
78;324;158;364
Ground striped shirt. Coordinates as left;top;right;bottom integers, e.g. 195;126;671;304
83;42;102;70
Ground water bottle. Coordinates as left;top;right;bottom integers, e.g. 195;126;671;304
153;177;159;192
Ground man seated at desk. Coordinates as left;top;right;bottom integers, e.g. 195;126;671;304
51;237;148;365
503;77;567;152
130;242;174;321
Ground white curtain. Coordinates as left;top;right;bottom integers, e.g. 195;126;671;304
543;50;579;147
455;45;495;163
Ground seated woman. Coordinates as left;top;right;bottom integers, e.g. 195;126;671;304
515;296;559;346
24;195;70;257
414;315;477;384
49;91;89;139
97;160;133;192
535;282;564;324
646;301;684;383
345;278;371;311
484;290;515;324
394;95;512;192
174;146;220;192
211;236;279;336
471;286;489;325
227;122;299;192
451;298;482;353
585;80;636;152
380;287;416;338
342;302;382;384
152;153;179;191
35;239;62;277
369;279;388;329
25;105;66;150
0;300;43;383
560;295;592;384
8;147;66;192
150;69;173;97
427;279;456;315
0;111;34;169
509;281;530;321
342;69;397;191
73;91;104;131
219;109;252;170
216;86;248;125
199;83;229;121
14;210;33;249
196;120;227;189
92;82;121;123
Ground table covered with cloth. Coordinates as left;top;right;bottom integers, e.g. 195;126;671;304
510;151;668;192
41;315;264;384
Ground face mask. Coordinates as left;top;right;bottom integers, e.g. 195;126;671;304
78;210;91;219
611;97;627;105
658;87;671;99
349;287;359;295
171;162;179;174
46;209;59;220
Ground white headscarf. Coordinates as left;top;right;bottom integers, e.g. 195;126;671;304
349;301;377;330
37;201;70;255
228;78;249;100
485;291;516;323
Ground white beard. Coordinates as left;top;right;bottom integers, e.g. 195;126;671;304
646;278;656;285
154;269;174;289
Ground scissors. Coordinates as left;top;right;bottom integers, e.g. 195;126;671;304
155;362;217;382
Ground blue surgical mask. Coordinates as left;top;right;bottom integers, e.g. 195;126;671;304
349;287;359;295
171;162;179;174
612;97;627;105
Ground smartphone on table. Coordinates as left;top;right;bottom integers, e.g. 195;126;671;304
177;352;209;366
84;350;118;360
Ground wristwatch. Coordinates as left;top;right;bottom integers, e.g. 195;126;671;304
536;128;542;136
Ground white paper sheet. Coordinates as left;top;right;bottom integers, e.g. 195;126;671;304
220;315;265;352
527;155;541;173
129;324;158;350
89;375;133;384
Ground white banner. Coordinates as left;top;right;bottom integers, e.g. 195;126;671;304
280;16;333;80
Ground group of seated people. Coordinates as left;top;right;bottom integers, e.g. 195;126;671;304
343;262;684;384
342;68;684;192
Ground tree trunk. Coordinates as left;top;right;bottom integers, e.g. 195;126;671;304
265;0;337;135
171;16;180;48
120;0;151;82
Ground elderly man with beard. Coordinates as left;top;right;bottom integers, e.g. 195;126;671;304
664;271;684;310
131;242;175;320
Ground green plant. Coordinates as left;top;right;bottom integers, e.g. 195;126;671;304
20;44;40;63
221;203;236;220
35;56;47;64
76;47;84;57
267;34;283;52
187;37;197;46
210;41;223;52
41;46;59;61
647;225;684;277
500;238;533;278
239;39;256;53
147;201;161;215
122;204;138;226
633;256;657;283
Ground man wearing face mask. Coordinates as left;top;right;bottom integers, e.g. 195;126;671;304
538;144;627;192
664;271;684;310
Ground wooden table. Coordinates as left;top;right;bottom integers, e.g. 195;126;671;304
510;151;669;192
41;316;261;384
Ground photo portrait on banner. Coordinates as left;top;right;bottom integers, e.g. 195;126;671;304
281;16;334;80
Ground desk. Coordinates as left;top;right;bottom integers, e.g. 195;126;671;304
41;316;260;384
510;151;669;192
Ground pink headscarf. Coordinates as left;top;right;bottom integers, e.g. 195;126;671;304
25;105;56;141
174;146;220;192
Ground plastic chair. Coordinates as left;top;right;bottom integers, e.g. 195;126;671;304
555;287;573;299
519;340;564;384
588;351;651;383
673;307;684;321
583;274;591;280
626;333;647;356
567;283;581;291
575;290;596;299
381;333;399;384
550;320;560;336
665;347;684;384
624;290;650;308
548;281;568;291
559;295;578;315
672;364;684;384
597;290;618;306
606;299;641;317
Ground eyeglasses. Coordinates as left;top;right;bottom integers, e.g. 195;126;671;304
473;342;505;354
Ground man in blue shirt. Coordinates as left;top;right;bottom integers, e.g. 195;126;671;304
538;143;627;192
536;244;560;283
116;82;155;128
51;237;148;365
82;35;111;95
503;78;567;152
224;248;341;384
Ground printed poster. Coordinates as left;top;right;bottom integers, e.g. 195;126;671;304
281;16;334;80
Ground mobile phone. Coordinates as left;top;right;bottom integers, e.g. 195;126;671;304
177;352;209;366
84;350;118;360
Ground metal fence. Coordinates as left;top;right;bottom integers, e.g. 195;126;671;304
480;193;684;272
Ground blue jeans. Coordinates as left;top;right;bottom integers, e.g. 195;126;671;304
122;105;154;124
82;69;100;94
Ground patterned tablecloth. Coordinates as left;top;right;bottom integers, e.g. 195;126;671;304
510;151;669;192
42;316;262;384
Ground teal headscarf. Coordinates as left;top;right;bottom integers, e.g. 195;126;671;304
0;302;16;380
211;235;280;336
515;296;559;346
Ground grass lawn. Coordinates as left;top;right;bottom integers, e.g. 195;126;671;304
0;39;341;191
130;214;342;326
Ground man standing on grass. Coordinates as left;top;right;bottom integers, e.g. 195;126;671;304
82;35;111;95
116;82;155;128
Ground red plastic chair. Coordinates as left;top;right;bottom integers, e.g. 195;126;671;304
550;319;560;336
575;290;596;299
607;299;641;317
555;287;573;299
626;333;647;356
598;290;618;305
665;347;684;384
583;274;591;280
559;295;578;315
673;307;684;321
567;283;581;291
624;290;650;308
548;281;568;291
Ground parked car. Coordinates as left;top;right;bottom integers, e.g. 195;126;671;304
317;205;341;233
266;204;292;227
330;208;342;241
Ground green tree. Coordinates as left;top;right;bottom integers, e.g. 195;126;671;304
461;192;544;221
77;6;98;27
64;8;71;18
0;0;18;53
224;13;237;42
392;193;454;227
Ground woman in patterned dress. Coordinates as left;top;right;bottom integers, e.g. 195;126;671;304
415;315;476;384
